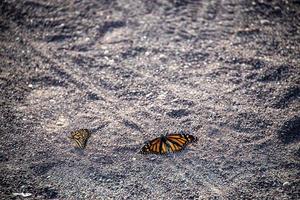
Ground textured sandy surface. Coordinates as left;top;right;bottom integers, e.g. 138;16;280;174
0;0;299;199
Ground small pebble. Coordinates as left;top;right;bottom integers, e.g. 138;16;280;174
260;19;270;25
283;181;290;187
150;156;156;161
12;193;32;197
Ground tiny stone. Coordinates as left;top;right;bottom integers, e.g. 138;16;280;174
12;193;32;197
283;182;290;187
145;92;152;98
260;19;270;25
150;157;156;161
158;54;167;61
108;59;115;65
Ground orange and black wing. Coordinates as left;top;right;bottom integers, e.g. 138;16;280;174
141;137;162;154
69;129;91;149
165;133;198;153
167;133;197;144
141;135;183;154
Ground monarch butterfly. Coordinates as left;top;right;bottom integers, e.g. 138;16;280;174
141;133;197;154
68;129;91;149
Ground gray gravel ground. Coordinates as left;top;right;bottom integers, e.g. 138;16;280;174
0;0;300;199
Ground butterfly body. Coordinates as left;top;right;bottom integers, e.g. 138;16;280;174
68;129;91;149
141;133;197;154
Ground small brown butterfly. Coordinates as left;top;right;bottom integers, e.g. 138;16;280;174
68;129;91;149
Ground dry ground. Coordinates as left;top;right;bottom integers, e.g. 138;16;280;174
0;0;300;199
